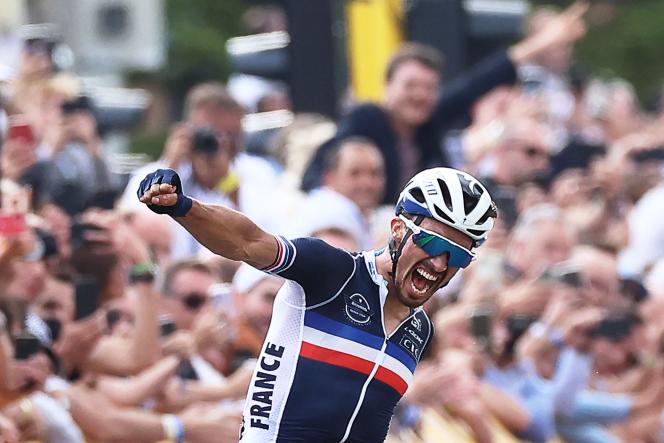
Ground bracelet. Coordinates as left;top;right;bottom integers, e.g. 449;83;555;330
129;261;157;283
529;322;564;348
161;414;185;443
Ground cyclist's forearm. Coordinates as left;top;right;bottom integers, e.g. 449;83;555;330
175;200;278;268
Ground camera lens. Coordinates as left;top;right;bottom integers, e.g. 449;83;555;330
192;128;219;153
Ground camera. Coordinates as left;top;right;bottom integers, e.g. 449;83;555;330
192;128;219;154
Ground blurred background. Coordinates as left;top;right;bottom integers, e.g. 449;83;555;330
1;1;664;442
2;0;664;160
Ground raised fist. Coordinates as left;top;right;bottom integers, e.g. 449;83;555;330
137;169;192;217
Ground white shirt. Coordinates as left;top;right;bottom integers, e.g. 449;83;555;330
289;187;372;250
618;183;664;277
120;153;281;260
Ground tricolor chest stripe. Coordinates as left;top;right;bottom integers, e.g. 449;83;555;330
301;326;413;385
304;311;384;350
386;342;417;372
299;342;409;395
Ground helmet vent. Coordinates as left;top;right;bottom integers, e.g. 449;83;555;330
409;187;426;204
434;205;455;224
463;192;477;214
436;179;454;211
467;228;485;237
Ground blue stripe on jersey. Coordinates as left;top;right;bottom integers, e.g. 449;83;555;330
386;342;417;373
304;311;384;351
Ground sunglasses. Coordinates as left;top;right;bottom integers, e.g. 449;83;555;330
180;292;208;311
399;216;475;268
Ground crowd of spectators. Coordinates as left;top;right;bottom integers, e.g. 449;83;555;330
1;2;664;442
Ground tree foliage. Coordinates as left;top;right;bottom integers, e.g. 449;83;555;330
532;0;664;106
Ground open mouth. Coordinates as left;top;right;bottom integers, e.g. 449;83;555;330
410;265;441;296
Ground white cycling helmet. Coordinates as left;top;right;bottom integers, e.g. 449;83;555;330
395;167;497;247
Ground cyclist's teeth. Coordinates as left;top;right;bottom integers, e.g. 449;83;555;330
416;268;437;282
411;280;428;295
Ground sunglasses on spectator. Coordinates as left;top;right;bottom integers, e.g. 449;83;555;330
180;292;208;311
399;216;475;268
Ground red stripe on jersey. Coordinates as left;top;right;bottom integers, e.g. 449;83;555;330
300;342;407;395
375;366;407;396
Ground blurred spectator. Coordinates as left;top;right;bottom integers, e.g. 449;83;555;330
303;3;587;202
505;204;576;281
476;119;553;228
15;75;115;215
122;82;280;258
227;264;283;372
618;181;664;278
293;137;386;249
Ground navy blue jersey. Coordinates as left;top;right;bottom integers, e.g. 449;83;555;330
239;237;433;443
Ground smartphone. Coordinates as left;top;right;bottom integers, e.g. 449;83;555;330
0;213;26;237
7;116;35;144
74;276;101;320
69;221;103;250
43;318;62;342
470;308;493;354
14;332;42;360
159;316;177;337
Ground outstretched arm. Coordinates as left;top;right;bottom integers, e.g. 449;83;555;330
137;169;278;269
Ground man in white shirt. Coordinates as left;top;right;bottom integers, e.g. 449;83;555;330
294;137;386;250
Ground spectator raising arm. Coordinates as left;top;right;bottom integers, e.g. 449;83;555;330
85;281;160;376
95;355;181;408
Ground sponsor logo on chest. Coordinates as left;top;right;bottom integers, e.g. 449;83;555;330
397;316;426;360
344;293;373;325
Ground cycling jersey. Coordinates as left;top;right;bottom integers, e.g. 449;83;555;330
239;236;433;443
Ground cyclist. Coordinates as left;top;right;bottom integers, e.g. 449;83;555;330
137;166;497;442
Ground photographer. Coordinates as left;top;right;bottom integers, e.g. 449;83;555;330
12;75;115;216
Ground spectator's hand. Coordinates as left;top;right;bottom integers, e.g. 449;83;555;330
180;404;243;443
161;124;192;170
53;312;106;371
404;362;461;407
137;169;193;217
0;139;37;181
0;412;20;443
510;1;588;65
192;309;232;352
499;281;550;317
81;210;151;265
161;331;196;359
541;287;580;327
7;353;51;392
561;307;602;351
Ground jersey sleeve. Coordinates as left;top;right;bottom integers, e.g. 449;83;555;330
261;236;356;307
